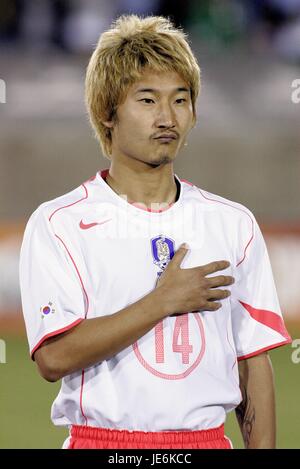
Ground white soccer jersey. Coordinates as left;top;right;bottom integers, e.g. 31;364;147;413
19;169;291;431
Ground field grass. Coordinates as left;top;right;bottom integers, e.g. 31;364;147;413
1;333;299;449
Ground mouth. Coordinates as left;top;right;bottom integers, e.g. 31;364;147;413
155;137;176;143
154;134;178;144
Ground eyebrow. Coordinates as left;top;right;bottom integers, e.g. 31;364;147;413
135;87;190;94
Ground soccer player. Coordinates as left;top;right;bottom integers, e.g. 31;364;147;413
20;15;291;449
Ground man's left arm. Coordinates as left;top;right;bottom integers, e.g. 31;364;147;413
235;352;276;449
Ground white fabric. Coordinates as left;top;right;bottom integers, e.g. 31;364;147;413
19;171;290;431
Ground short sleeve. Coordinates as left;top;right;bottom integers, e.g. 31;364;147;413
19;207;85;357
231;215;292;360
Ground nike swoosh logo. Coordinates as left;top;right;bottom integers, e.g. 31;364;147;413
79;219;112;230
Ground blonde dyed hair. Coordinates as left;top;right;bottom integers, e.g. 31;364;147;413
85;15;201;158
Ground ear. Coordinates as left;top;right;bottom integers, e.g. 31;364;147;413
102;120;114;129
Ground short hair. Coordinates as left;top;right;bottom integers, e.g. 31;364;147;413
85;15;201;158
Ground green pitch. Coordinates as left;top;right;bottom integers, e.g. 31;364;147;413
1;333;299;448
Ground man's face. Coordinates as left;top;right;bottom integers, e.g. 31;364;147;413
106;70;195;166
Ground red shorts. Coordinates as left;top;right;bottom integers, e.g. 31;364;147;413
67;424;232;449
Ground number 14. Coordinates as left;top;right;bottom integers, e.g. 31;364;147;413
155;315;193;365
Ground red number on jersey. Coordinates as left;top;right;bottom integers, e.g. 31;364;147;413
155;320;165;363
172;315;193;364
154;314;193;365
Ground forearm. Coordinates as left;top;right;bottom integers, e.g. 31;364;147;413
235;352;276;449
35;287;168;381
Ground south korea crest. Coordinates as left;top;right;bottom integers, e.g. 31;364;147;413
151;235;175;273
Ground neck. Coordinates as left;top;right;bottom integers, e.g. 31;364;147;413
106;159;177;209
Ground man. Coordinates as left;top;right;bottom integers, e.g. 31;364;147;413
20;15;291;449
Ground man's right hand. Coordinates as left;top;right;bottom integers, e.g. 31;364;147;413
156;243;235;317
34;243;235;381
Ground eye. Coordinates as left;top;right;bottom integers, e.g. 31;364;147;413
175;98;187;104
139;98;155;104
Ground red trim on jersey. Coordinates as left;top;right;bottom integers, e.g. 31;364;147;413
180;178;194;187
237;339;292;361
236;230;254;267
55;235;90;317
239;301;291;341
194;187;254;267
100;168;109;179
30;318;84;358
53;238;89;426
226;328;237;372
129;201;174;213
49;184;91;427
49;184;88;222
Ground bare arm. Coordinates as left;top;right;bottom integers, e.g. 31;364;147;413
34;245;234;382
35;287;167;382
235;352;276;449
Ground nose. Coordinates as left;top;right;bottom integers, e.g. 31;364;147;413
155;102;176;129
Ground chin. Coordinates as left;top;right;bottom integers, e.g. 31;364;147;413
149;154;174;166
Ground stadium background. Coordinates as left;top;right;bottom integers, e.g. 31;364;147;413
0;0;299;448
